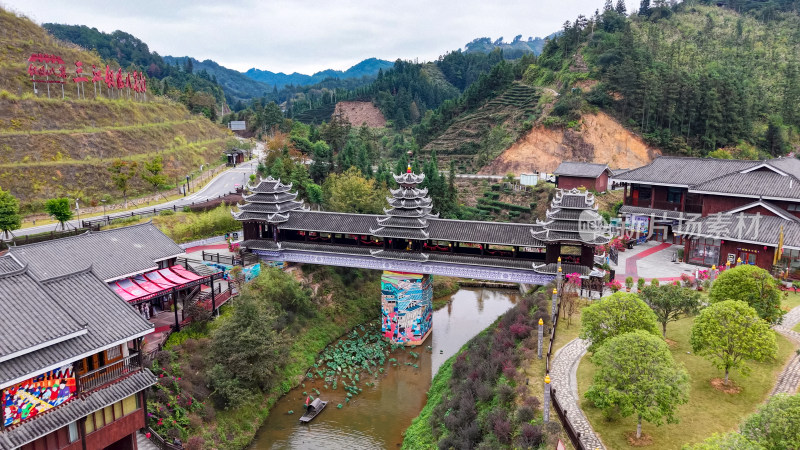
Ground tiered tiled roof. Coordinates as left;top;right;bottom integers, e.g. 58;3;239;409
233;176;305;224
8;223;183;282
371;166;438;240
532;188;611;245
554;161;610;178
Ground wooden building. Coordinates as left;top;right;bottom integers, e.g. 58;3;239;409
0;259;155;450
553;162;612;193
614;156;800;272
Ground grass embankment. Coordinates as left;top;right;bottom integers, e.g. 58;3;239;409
0;86;231;211
433;276;461;309
574;295;799;449
402;340;468;448
402;293;564;449
103;203;240;244
152;265;380;449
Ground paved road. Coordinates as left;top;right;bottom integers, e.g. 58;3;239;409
12;144;262;238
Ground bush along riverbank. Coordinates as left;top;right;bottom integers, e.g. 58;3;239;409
146;264;380;449
402;290;559;449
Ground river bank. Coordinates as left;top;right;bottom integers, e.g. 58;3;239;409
402;290;559;449
147;265;381;449
250;288;521;449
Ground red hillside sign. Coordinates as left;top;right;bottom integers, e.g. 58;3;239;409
26;53;147;100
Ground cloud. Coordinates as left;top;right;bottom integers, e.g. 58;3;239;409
3;0;639;74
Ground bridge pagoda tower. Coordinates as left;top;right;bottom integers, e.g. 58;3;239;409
531;188;611;275
234;176;304;242
370;164;438;251
372;165;437;346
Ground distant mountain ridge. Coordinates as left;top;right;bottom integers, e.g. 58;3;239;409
162;56;272;103
243;57;395;88
463;34;557;56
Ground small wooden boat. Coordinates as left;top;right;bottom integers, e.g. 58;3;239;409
299;398;328;423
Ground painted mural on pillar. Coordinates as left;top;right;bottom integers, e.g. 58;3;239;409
3;365;76;427
381;271;433;346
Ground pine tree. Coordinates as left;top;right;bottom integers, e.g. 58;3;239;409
615;0;627;14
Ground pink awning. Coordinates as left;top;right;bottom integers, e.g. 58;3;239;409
108;265;220;304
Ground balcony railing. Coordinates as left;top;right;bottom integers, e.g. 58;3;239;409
79;353;141;393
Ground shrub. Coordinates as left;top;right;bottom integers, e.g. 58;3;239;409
518;423;544;448
516;405;535;424
497;384;515;405
493;418;513;444
184;436;205;450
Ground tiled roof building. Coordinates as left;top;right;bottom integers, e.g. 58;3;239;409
612;155;800;271
0;260;155;450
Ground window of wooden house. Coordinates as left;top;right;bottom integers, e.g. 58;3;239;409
104;345;122;363
667;188;682;203
68;421;79;443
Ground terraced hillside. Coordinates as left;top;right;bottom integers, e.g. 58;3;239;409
0;8;231;211
422;82;541;172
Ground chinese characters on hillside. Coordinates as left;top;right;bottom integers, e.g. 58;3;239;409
26;53;147;100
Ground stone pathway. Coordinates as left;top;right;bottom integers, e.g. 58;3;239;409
550;338;605;450
773;305;800;395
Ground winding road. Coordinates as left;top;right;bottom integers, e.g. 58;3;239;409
12;143;262;238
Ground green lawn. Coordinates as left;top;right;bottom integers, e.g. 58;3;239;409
783;290;800;311
576;317;794;449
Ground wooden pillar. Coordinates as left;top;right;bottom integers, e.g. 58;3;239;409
513;246;518;258
650;186;655;209
211;276;217;315
581;244;594;267
172;288;180;332
545;244;560;264
624;183;628;205
680;190;686;212
79;416;87;450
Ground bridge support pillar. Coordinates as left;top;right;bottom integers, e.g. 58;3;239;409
380;271;433;346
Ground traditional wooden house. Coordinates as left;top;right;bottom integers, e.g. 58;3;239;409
7;223;222;329
553;162;612;193
0;258;155;450
614;156;800;272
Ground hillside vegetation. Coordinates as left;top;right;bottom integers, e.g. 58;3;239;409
0;8;102;96
0;8;231;211
539;1;800;156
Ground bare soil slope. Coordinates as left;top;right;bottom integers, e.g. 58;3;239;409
480;112;657;174
333;101;386;128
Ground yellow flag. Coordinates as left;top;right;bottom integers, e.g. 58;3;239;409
775;225;784;265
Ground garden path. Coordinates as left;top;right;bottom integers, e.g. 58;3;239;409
772;305;800;395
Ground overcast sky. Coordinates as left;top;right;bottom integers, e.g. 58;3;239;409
2;0;639;74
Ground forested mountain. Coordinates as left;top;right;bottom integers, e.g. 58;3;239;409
284;49;513;127
536;0;800;156
464;35;553;57
243;58;394;88
163;56;272;104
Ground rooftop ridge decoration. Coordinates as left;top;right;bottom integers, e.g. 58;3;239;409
233;176;305;224
532;188;611;245
371;165;438;239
